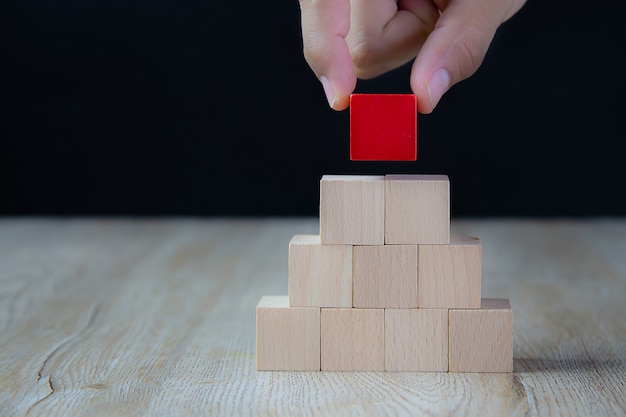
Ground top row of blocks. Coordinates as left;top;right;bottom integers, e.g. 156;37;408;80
320;175;450;246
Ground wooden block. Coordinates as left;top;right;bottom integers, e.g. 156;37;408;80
449;298;513;372
353;245;418;308
418;236;482;309
350;94;417;161
320;308;384;371
288;235;352;307
320;175;385;245
385;174;450;244
385;309;448;371
256;296;320;371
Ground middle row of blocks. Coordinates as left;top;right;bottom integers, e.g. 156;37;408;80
288;235;482;309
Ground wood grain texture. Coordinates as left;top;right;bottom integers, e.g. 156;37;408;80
320;175;385;245
321;308;384;371
288;235;352;307
256;296;320;371
353;245;418;308
418;236;482;309
385;175;450;245
385;309;448;372
0;218;625;416
449;298;513;372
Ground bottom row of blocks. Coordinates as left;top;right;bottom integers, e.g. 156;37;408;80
256;296;512;372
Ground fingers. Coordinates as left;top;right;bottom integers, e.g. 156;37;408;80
299;0;356;110
347;0;439;79
410;0;527;113
299;0;438;110
301;0;527;113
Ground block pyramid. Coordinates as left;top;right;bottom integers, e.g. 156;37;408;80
256;174;513;372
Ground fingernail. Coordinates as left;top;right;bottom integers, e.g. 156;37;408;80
426;68;451;110
320;75;337;109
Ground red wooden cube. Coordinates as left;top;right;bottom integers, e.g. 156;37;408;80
350;94;417;161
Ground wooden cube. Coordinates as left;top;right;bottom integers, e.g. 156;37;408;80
320;308;384;371
385;175;450;244
288;235;352;307
320;175;385;245
256;296;320;371
350;94;417;161
385;309;448;371
353;245;418;308
418;236;482;309
449;298;513;372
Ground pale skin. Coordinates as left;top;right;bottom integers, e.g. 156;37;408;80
299;0;527;113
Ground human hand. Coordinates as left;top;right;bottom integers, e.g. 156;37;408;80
299;0;527;113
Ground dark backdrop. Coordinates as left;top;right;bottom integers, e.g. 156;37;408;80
2;0;625;217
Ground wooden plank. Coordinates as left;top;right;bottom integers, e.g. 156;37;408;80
449;298;513;372
1;219;626;416
385;174;450;244
418;236;482;309
385;308;448;371
320;175;385;245
256;296;320;371
288;235;352;307
320;308;384;371
352;245;418;308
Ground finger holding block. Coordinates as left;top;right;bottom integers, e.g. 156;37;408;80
256;296;320;371
320;175;385;245
449;298;513;373
385;175;450;245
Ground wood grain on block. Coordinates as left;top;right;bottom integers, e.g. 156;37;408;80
353;245;418;308
320;175;385;245
256;296;320;371
418;236;482;309
385;174;450;244
321;308;384;371
288;235;352;307
385;309;448;371
449;298;513;373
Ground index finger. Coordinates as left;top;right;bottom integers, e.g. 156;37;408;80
299;0;356;110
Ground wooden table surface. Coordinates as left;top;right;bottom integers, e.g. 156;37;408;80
1;218;625;417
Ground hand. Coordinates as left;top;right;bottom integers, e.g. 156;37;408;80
299;0;527;113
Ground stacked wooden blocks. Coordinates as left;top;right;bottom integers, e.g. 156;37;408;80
256;174;513;372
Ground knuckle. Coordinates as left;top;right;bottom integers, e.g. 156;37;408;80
301;32;325;66
349;40;386;79
451;28;490;77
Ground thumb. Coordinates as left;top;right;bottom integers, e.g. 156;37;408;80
410;0;518;113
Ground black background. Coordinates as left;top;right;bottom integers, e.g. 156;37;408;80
2;0;626;217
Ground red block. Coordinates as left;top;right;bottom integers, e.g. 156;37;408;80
350;94;417;161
